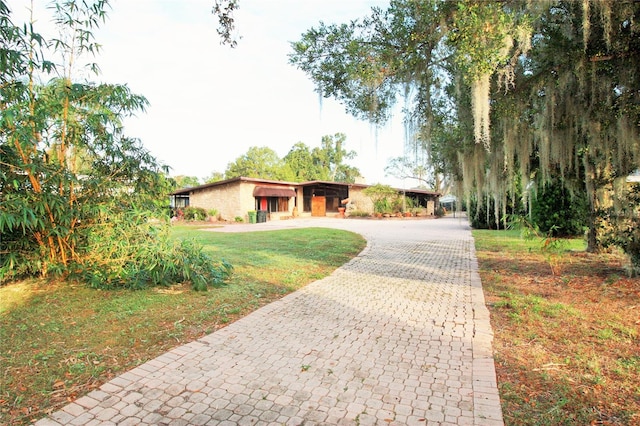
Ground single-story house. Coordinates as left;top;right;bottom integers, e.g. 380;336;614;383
170;177;440;222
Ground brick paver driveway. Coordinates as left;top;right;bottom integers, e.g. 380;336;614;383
36;216;503;425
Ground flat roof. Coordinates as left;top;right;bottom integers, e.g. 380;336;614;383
171;177;440;197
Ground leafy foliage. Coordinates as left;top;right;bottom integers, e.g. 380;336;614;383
290;0;640;263
172;175;201;189
282;142;322;182
212;0;239;47
225;146;290;181
74;210;233;291
182;206;208;221
597;182;640;275
204;170;225;183
468;196;501;230
309;133;360;183
224;134;361;183
530;180;589;237
0;1;232;290
468;193;525;230
362;184;398;214
385;153;447;192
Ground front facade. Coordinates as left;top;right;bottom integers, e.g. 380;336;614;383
171;177;299;221
170;177;440;222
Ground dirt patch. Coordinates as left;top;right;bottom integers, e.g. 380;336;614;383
477;238;640;425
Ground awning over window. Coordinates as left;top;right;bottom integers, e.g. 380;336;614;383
253;186;296;198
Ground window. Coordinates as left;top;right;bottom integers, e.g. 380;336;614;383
172;195;189;208
268;197;289;212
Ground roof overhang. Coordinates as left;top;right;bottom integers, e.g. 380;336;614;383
253;186;296;198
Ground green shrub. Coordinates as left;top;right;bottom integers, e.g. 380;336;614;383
468;196;501;229
234;216;244;222
531;180;588;237
363;184;398;214
374;198;392;214
469;193;524;230
73;210;233;291
183;206;207;221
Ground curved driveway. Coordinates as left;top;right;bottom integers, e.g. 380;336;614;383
36;216;503;425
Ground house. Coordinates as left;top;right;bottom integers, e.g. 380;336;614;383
170;177;440;222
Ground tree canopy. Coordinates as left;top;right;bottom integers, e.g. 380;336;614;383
290;0;640;266
225;146;288;180
309;133;361;183
173;175;202;189
223;134;362;183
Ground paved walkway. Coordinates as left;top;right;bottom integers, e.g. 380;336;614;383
35;216;503;425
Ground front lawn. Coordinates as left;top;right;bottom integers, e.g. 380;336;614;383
0;226;366;425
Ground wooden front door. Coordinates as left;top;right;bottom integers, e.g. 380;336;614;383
311;196;326;217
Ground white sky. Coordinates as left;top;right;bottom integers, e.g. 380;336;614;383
12;0;410;186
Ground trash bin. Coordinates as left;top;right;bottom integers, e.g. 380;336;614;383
257;210;267;223
248;210;257;224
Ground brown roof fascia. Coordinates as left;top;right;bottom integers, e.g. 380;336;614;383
170;176;301;195
299;180;440;196
171;176;441;197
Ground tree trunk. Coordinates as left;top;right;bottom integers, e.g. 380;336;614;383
585;206;600;253
583;153;600;253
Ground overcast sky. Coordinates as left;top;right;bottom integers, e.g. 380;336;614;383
14;0;410;186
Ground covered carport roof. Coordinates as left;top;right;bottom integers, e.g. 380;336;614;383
403;187;441;197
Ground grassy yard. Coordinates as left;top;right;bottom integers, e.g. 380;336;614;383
474;229;640;425
0;225;366;425
3;224;638;425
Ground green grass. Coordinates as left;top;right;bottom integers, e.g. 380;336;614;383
473;229;587;253
493;292;579;323
0;226;366;425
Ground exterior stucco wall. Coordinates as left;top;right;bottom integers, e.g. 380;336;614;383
189;180;248;221
426;200;435;216
347;187;374;213
188;181;298;221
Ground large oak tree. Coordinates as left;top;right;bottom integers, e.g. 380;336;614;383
290;0;640;264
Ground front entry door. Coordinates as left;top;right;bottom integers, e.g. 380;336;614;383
311;196;326;217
